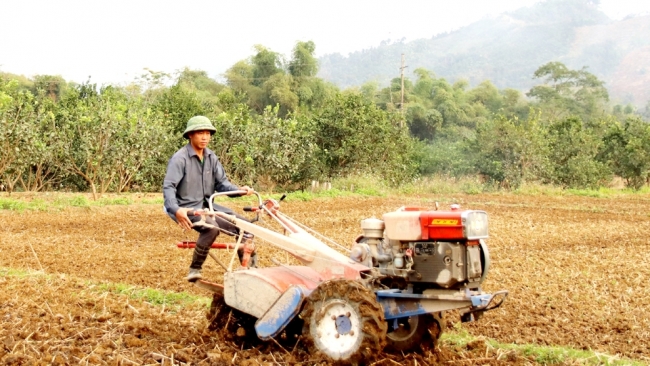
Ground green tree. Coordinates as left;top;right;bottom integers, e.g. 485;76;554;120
18;89;63;192
176;68;226;103
111;93;173;192
208;99;257;185
468;80;503;113
288;41;337;111
527;62;609;121
225;45;290;114
0;78;35;193
134;68;172;90
600;117;650;190
359;81;380;102
264;73;298;116
57;84;173;198
416;138;475;177
312;91;417;184
1;76;69;193
31;74;68;102
249;106;319;190
153;81;212;142
251;45;284;87
543;116;610;188
406;103;443;141
500;88;530;120
224;60;265;112
471;115;547;188
288;41;318;78
225;42;335;115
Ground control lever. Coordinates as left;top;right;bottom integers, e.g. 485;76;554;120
243;206;260;223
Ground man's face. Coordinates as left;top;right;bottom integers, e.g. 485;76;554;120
188;130;212;150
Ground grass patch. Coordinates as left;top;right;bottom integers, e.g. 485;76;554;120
94;282;209;308
0;267;44;277
57;195;91;207
142;197;164;204
566;188;609;198
0;197;52;211
0;198;28;210
97;196;133;205
442;327;644;365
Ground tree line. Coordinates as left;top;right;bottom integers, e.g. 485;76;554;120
1;41;649;197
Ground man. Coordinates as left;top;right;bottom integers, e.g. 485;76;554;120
163;115;255;282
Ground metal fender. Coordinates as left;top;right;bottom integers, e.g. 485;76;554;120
255;285;310;340
479;239;491;284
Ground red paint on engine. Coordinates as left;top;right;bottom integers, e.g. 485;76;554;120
419;211;465;240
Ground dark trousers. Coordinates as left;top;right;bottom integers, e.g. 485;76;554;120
189;205;251;270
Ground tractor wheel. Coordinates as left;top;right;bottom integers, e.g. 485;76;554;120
386;312;444;352
300;279;387;364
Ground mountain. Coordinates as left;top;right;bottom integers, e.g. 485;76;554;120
317;0;650;106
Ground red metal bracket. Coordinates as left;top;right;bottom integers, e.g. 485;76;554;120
176;241;242;250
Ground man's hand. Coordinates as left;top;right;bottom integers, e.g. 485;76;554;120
239;186;254;196
175;208;194;231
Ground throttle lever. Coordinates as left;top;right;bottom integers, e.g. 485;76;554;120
243;206;261;223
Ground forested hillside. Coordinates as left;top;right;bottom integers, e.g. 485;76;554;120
318;0;650;106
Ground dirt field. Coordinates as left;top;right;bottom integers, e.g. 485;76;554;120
1;192;649;365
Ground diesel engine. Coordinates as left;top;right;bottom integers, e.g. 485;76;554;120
351;205;490;291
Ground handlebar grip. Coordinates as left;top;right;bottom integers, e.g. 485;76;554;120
280;194;287;202
243;206;258;212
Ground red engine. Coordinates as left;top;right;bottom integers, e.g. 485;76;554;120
357;205;490;290
383;206;488;242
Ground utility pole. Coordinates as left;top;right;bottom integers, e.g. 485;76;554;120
400;54;408;128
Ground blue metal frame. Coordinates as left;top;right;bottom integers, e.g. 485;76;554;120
375;289;505;320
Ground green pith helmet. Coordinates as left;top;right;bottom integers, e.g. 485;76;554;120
183;116;217;139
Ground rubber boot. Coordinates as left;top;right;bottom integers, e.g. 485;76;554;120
187;268;203;282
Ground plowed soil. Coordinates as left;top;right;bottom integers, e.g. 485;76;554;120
1;192;649;365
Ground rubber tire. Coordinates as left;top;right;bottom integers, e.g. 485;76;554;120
300;279;387;364
386;312;444;352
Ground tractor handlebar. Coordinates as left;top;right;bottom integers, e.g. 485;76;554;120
208;190;263;213
204;190;287;224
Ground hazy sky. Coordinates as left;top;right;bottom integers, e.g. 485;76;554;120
1;0;649;85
